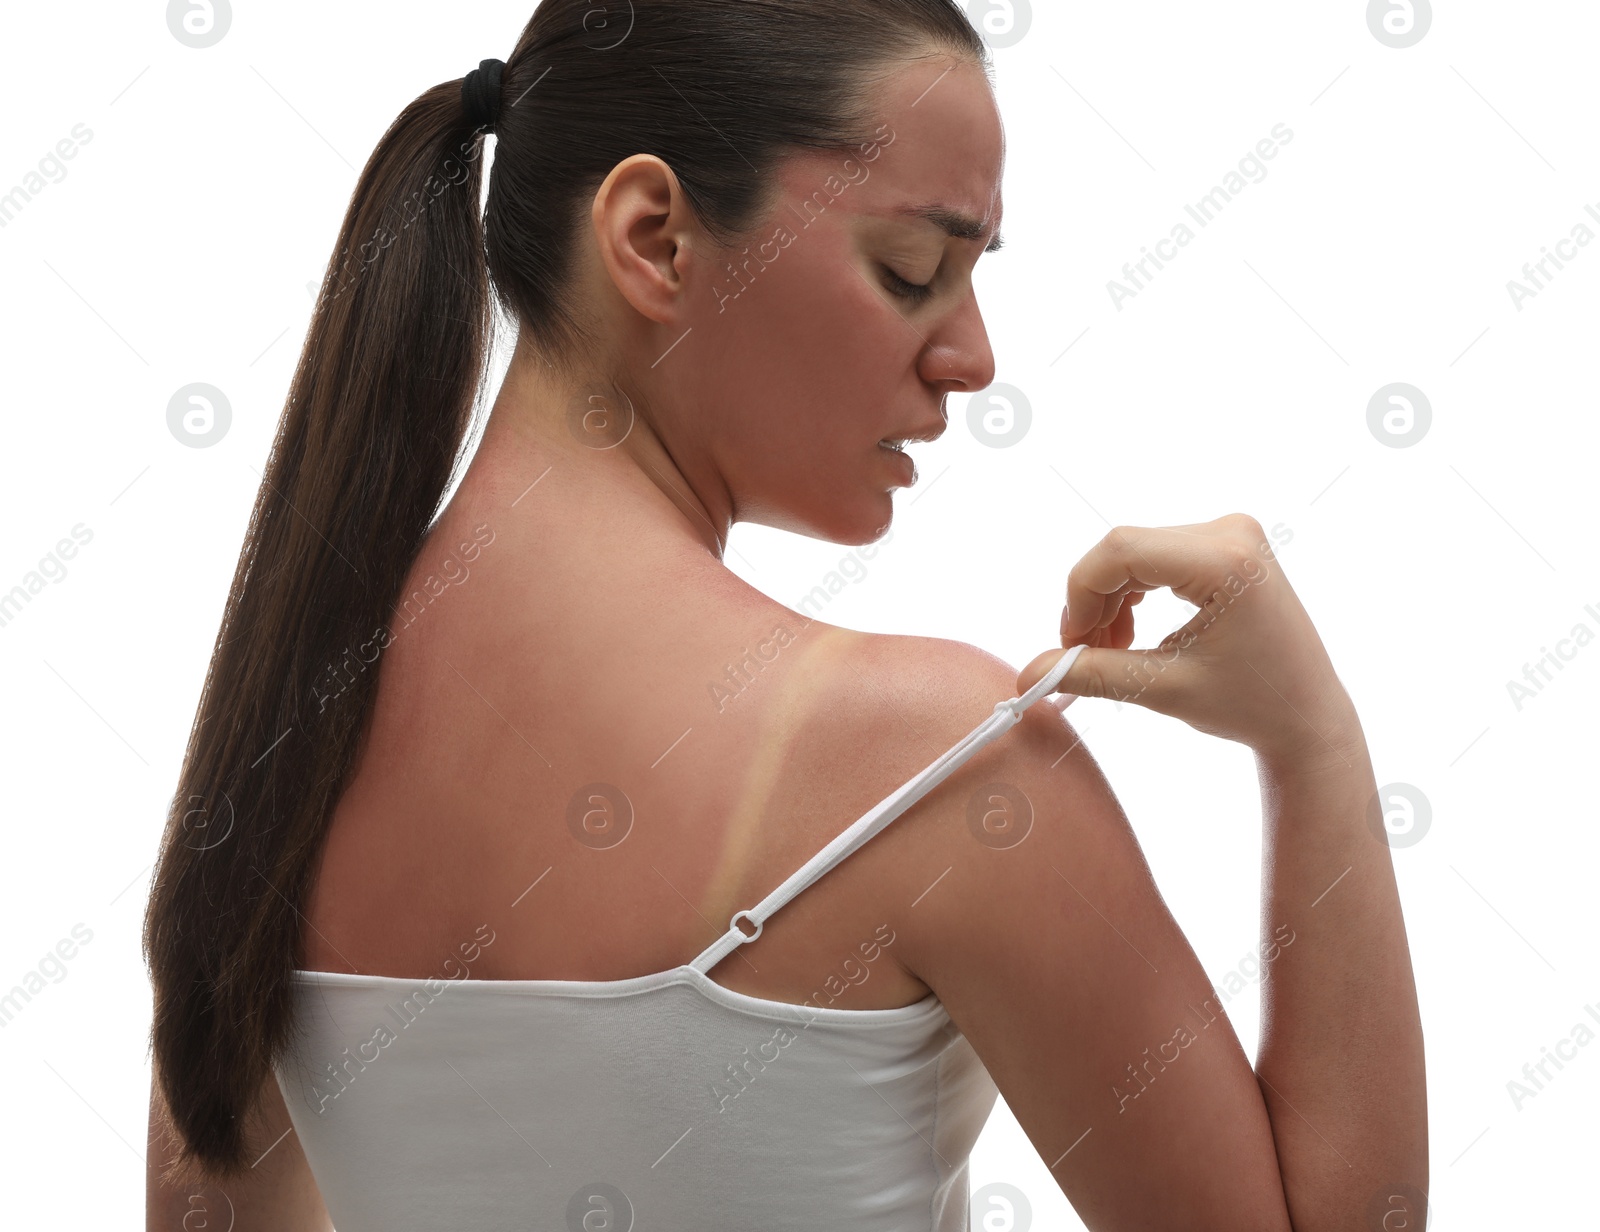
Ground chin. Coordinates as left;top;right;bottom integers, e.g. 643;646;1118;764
823;521;893;548
745;492;896;546
821;506;897;547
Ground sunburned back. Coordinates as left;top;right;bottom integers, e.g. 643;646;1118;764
299;461;982;1015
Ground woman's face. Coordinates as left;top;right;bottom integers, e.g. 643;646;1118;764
658;53;1005;546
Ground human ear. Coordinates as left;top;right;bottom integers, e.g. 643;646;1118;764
590;154;696;325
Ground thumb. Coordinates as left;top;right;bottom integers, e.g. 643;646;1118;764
1016;644;1175;708
1015;646;1088;698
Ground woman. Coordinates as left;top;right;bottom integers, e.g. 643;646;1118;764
144;1;1427;1228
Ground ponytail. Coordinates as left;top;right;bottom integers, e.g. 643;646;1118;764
143;80;496;1179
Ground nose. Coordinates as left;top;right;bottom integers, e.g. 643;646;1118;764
917;287;996;394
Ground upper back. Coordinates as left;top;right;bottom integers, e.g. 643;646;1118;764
299;496;1019;1015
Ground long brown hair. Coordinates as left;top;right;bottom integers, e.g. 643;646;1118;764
143;0;989;1181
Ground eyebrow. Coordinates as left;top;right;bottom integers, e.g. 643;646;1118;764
895;203;1005;253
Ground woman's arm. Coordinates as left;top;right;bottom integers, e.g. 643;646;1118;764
1254;732;1428;1230
1003;511;1428;1229
146;1071;333;1231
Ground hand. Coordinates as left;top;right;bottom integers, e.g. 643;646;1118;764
1017;514;1364;768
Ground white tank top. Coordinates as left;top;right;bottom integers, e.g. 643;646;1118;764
274;646;1085;1231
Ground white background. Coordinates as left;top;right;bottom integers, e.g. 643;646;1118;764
1;1;1595;1228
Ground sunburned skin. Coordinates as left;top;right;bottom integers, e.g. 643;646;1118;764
300;51;1012;1016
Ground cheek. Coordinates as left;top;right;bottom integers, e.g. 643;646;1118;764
689;242;915;456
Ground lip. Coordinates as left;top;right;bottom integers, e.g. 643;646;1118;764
876;419;942;488
878;421;947;449
877;440;917;486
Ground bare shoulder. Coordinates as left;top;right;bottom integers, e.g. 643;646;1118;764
818;624;1022;713
827;628;1294;1230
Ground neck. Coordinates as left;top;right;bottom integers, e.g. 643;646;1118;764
471;334;732;561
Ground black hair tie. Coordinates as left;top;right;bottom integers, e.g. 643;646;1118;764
462;58;506;133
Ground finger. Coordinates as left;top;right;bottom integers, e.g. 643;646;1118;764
1107;591;1139;649
1059;580;1145;642
1017;647;1075;697
1017;642;1190;712
1061;525;1240;644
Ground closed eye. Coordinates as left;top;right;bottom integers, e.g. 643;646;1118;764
880;265;935;305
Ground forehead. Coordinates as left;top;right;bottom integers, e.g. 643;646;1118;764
780;54;1005;237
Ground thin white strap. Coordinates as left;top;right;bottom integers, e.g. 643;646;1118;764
689;644;1088;974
